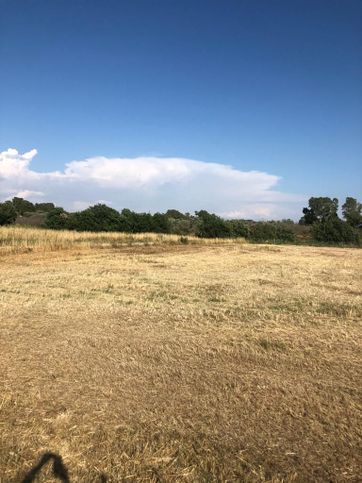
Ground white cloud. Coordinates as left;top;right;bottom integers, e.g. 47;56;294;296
0;148;306;219
13;190;45;199
221;206;283;219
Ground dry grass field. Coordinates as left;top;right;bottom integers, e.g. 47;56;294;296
0;227;361;482
0;226;241;255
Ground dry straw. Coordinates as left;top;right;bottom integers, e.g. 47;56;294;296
0;225;245;255
0;230;361;481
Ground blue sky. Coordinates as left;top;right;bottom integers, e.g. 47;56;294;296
0;0;361;219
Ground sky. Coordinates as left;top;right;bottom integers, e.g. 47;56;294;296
0;0;361;219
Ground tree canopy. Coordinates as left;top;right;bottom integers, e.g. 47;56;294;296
342;197;362;227
0;201;17;225
1;195;360;245
300;197;339;224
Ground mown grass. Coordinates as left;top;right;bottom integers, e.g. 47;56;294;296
0;236;361;482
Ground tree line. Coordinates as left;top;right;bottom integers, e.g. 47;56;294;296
0;195;361;245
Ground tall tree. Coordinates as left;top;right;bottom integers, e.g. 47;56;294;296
300;197;339;224
342;197;362;227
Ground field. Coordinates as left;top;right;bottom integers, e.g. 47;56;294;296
0;228;361;482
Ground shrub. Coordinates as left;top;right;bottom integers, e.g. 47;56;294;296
45;208;70;230
227;220;250;238
312;219;359;245
167;216;198;236
34;202;56;213
0;201;17;225
70;204;123;232
151;212;171;233
196;210;231;238
249;222;295;243
11;197;35;215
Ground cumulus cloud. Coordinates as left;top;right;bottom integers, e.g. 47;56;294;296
0;148;306;219
13;190;45;199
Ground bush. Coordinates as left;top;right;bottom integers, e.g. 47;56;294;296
34;202;56;213
45;208;70;230
167;216;198;236
70;204;124;232
151;212;171;233
120;210;155;233
0;201;17;225
196;210;231;238
165;209;187;220
227;220;250;238
275;223;297;243
312;219;359;245
249;222;295;243
11;197;35;215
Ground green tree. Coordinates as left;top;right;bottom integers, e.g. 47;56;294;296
300;197;339;224
342;197;362;227
35;202;56;213
165;209;187;220
167;216;197;236
152;213;171;233
0;201;17;225
45;208;70;230
135;213;155;232
227;219;250;238
195;210;231;238
71;204;123;232
119;209;138;232
121;211;154;233
312;218;359;245
11;197;35;215
299;207;317;225
249;222;295;243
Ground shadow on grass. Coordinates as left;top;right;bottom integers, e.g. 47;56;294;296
20;452;107;482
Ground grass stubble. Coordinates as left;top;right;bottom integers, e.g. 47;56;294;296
0;227;361;481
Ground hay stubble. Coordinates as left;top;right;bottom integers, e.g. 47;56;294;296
0;238;361;481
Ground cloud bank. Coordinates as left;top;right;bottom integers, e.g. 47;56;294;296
0;148;305;219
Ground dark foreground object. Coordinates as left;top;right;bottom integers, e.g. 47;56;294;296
21;452;70;483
